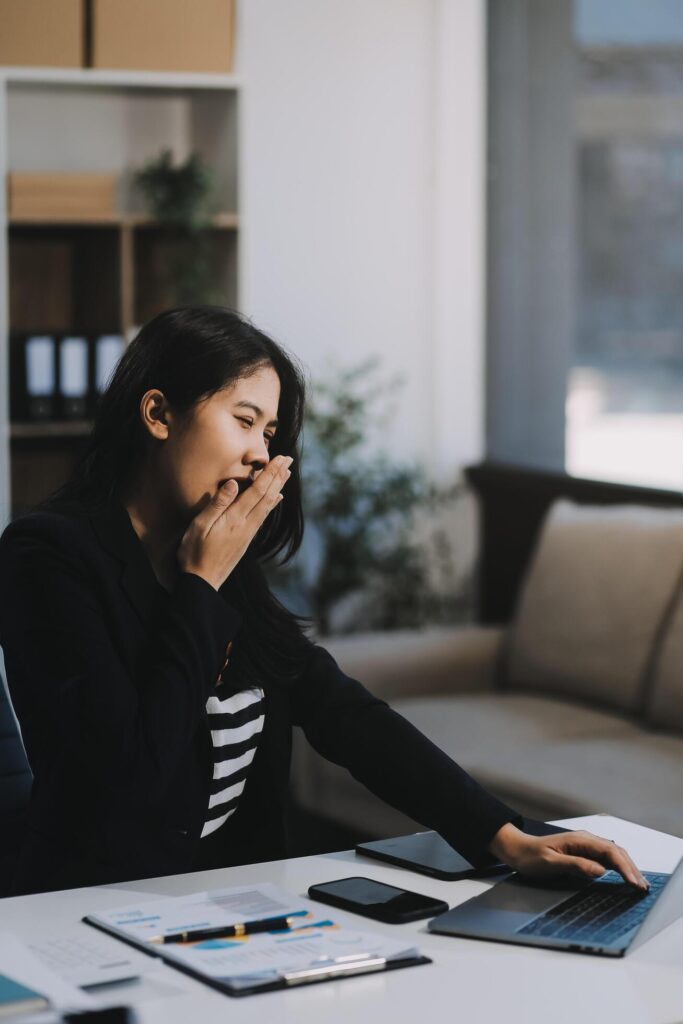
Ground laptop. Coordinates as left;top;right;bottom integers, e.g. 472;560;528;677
428;855;683;957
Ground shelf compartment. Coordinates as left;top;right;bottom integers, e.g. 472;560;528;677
10;430;91;518
133;225;238;324
9;225;121;335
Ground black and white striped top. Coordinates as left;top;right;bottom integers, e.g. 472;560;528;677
201;684;266;839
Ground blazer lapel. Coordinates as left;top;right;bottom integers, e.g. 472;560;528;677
90;500;215;785
90;501;162;627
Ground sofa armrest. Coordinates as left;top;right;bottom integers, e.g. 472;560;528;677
321;626;504;702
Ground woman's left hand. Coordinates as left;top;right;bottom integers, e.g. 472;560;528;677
488;823;649;891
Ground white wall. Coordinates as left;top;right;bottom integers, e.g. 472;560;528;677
238;0;486;480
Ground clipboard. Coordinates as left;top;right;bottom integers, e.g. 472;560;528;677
136;947;431;997
84;916;431;997
83;882;432;997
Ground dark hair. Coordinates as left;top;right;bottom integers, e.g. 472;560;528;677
43;306;312;684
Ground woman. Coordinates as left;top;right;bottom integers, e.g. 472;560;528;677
0;307;646;896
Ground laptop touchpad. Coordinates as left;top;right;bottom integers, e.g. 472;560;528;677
476;875;581;914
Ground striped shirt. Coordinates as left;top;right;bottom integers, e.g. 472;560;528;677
201;683;266;839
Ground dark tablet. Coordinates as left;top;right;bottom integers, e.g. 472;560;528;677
355;820;570;881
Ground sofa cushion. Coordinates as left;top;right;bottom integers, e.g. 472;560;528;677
390;692;632;761
323;627;503;702
393;695;683;837
646;585;683;732
505;500;683;713
470;732;683;840
290;692;637;840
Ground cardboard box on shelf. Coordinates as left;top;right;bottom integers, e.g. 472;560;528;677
8;173;118;221
0;0;84;68
92;0;234;74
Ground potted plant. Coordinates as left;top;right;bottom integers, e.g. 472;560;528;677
133;149;219;305
271;360;467;635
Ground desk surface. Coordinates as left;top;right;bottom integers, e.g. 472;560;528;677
2;815;683;1024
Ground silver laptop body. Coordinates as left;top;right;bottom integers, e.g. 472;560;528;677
428;856;683;957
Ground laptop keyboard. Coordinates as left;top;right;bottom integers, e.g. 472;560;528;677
517;871;669;945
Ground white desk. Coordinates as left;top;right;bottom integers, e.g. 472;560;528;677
2;815;683;1024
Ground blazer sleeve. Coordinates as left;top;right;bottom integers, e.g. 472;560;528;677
290;645;522;867
0;515;240;806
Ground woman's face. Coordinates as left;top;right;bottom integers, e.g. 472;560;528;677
154;364;281;521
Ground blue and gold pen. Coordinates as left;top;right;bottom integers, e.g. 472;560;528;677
150;912;308;944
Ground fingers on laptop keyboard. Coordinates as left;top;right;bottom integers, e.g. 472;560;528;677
561;832;649;890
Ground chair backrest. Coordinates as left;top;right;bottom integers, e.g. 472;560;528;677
0;670;32;894
0;674;32;814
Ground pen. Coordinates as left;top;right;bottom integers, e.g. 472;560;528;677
149;913;304;944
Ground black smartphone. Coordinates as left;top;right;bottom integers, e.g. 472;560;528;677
308;876;448;924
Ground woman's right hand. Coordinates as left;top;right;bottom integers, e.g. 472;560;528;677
488;824;649;890
177;455;293;590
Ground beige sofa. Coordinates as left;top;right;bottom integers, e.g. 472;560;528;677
290;500;683;841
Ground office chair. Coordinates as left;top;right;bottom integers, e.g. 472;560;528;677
0;669;32;896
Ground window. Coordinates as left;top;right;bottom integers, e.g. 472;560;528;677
487;0;683;490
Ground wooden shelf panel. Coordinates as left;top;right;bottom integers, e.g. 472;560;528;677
10;213;239;229
10;421;93;440
1;67;241;90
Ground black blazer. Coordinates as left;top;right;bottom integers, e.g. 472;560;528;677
0;500;519;895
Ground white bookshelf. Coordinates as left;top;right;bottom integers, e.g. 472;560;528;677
0;66;241;524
